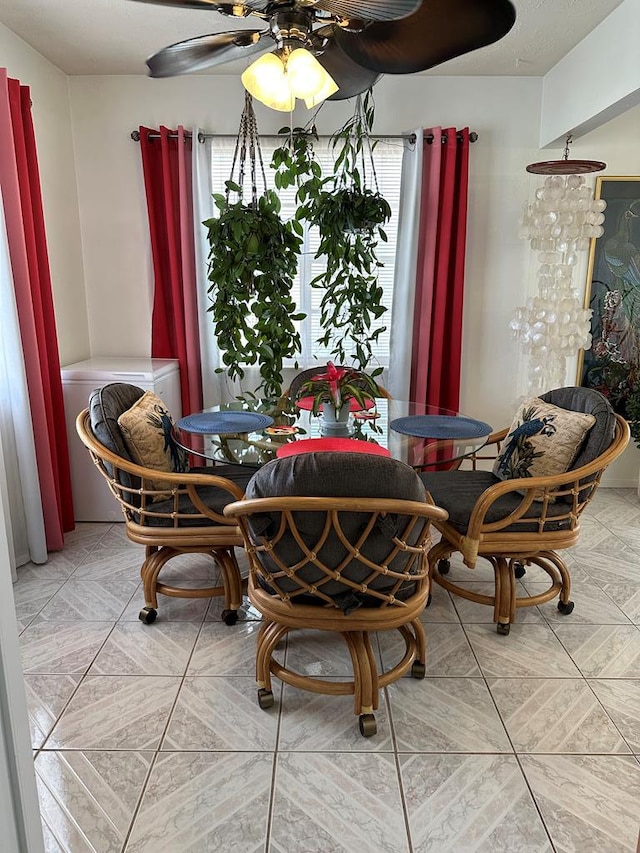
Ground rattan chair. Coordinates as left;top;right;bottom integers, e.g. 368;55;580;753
224;453;448;736
76;400;251;625
422;388;630;634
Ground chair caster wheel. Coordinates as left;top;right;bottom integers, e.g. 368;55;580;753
438;559;450;576
359;714;377;737
426;593;432;607
222;609;238;626
513;561;526;579
411;661;426;679
138;607;157;625
257;688;274;710
496;622;510;635
557;600;575;615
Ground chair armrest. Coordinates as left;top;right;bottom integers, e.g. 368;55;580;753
112;465;247;527
76;408;246;528
465;415;629;540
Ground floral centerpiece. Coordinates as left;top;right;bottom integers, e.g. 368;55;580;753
298;362;381;422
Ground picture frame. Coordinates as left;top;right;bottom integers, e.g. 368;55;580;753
577;175;640;416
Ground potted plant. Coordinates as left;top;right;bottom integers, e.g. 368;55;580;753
298;361;381;435
305;91;391;370
204;94;305;399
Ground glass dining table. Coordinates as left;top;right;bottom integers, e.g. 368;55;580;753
175;397;493;471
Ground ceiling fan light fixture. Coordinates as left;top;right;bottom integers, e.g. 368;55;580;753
242;47;338;111
287;48;337;100
241;52;295;111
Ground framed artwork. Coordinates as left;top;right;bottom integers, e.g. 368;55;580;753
578;176;640;416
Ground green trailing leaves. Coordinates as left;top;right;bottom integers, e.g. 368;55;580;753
204;188;304;399
305;92;391;370
271;125;324;219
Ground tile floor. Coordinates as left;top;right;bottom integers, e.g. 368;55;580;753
13;488;640;852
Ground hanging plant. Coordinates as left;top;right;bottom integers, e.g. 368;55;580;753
204;93;305;399
271;124;324;218
306;90;391;370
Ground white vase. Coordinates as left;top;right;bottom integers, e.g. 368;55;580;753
320;402;352;436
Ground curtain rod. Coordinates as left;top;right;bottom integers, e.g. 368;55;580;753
130;129;478;145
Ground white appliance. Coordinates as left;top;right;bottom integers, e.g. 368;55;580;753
61;357;182;522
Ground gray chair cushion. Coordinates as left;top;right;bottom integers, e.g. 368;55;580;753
89;382;146;462
540;386;615;469
246;452;426;503
245;453;428;606
420;470;572;535
540;387;615;502
89;383;145;498
141;465;254;528
89;384;252;525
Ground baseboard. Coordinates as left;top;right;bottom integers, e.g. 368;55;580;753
600;479;638;490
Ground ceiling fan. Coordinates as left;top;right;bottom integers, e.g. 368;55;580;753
130;0;516;105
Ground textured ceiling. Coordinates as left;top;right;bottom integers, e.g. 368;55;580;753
0;0;625;77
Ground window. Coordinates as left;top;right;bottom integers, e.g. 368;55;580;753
209;137;402;367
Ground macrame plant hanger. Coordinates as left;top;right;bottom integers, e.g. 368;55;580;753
227;91;268;211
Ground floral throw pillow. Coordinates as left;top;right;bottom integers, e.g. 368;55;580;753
492;398;596;499
117;391;188;498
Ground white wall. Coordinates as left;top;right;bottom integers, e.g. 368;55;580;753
540;0;640;147
0;23;89;366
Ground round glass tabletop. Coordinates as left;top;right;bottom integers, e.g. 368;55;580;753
175;398;493;470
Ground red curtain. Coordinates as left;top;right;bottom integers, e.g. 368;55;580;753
410;127;470;412
0;70;74;549
139;126;203;416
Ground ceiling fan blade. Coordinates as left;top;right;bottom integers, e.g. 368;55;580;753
312;0;421;23
129;0;273;16
335;0;516;74
316;40;380;100
130;0;243;10
146;29;269;77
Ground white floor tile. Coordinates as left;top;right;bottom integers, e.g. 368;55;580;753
14;503;640;851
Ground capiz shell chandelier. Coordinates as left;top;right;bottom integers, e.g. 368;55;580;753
510;136;607;395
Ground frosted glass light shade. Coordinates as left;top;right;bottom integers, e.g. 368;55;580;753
304;71;340;109
241;48;338;111
241;53;295;112
287;48;338;101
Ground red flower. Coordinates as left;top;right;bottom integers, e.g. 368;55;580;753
309;362;348;407
299;361;380;415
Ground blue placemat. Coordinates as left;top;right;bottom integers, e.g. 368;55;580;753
177;411;274;435
390;415;492;440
